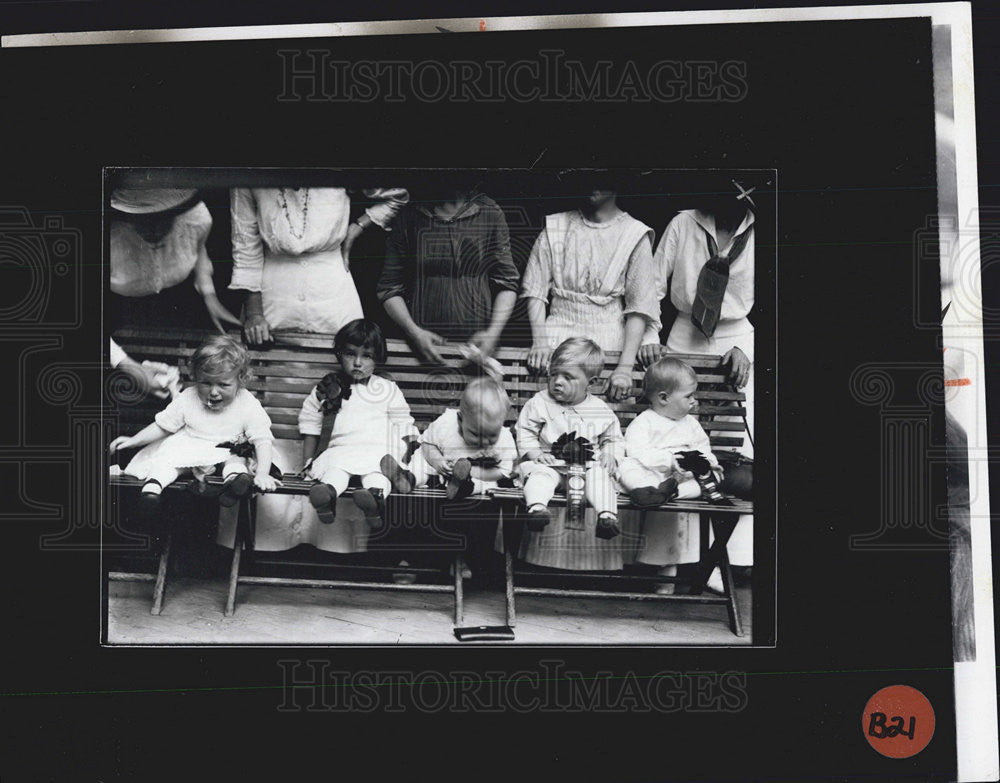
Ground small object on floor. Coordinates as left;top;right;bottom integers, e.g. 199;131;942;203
308;482;338;524
446;458;475;500
380;454;415;494
219;473;253;508
393;559;417;585
595;512;621;540
454;625;515;642
353;487;386;529
526;504;551;531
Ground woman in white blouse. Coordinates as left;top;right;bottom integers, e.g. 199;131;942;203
229;187;409;343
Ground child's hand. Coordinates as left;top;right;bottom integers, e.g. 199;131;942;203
426;453;452;476
598;451;618;474
108;436;132;455
535;453;560;466
254;474;281;492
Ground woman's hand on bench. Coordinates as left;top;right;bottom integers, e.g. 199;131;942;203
723;346;751;388
526;344;552;375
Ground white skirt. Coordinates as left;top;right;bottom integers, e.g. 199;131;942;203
122;432;233;479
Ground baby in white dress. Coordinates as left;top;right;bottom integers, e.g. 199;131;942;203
109;336;280;517
618;357;723;505
298;319;418;527
380;377;517;500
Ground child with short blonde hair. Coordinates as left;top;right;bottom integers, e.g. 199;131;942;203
109;335;279;515
618;357;723;505
516;337;625;539
381;376;517;500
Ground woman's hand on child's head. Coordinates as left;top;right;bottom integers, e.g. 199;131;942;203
243;313;272;347
723;346;751;389
254;473;281;492
639;343;664;369
526;344;552;375
606;371;633;402
411;328;447;365
108;436;131;455
469;330;499;359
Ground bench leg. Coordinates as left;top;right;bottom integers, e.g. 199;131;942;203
150;532;171;616
718;543;744;637
225;497;249;617
504;548;517;628
454;553;465;626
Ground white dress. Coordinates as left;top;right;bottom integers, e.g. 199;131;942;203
618;410;721;566
229;187;408;334
643;209;755;567
298;375;418;478
122;387;274;480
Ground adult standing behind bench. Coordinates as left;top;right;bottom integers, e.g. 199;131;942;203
516;187;660;572
230;186;409;344
220;185;409;555
376;185;520;363
638;178;757;590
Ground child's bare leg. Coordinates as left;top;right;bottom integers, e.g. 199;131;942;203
522;464;560;530
309;466;350;524
586;464;621;539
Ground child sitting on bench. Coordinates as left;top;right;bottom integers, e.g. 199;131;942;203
109;335;280;517
618;357;725;506
380;376;517;499
298;319;418;528
516;337;624;540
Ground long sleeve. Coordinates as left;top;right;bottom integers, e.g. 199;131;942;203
597;409;626;463
361;188;410;231
387;383;420;442
624;414;676;472
520;230;552;303
495;429;517;477
515;395;547;456
376;211;412;303
297;387;324;437
484;205;521;296
643;218;681;345
229;188;265;292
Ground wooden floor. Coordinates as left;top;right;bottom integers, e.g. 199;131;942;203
107;576;752;645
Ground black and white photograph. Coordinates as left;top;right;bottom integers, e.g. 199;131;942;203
2;2;998;781
103;167;770;645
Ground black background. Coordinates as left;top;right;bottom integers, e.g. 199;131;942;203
0;1;989;780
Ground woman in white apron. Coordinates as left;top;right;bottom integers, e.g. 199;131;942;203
218;186;408;555
637;181;755;588
517;190;660;571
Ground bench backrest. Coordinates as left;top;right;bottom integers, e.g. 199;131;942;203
111;328;747;451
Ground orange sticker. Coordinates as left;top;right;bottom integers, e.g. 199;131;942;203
862;685;935;758
479;19;487;31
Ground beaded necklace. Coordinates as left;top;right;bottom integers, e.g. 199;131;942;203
277;187;310;240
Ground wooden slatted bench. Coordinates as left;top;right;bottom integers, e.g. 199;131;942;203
107;326;752;636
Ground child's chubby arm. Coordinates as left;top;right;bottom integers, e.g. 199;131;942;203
595;411;626;473
108;422;171;455
297;387;325;468
421;442;454;476
251;439;281;491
